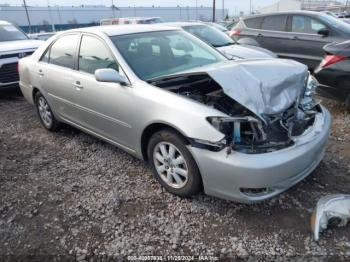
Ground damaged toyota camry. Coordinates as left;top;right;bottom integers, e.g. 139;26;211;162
19;25;331;203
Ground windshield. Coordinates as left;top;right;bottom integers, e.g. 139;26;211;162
183;25;234;48
0;25;28;42
111;30;226;81
319;13;350;33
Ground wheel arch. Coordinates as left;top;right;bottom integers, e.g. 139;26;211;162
140;122;190;161
32;87;41;102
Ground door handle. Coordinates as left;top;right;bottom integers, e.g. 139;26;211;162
257;33;263;37
38;69;44;77
292;36;299;40
73;81;83;89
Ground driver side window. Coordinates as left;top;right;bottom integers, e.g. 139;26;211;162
78;35;119;74
291;15;326;34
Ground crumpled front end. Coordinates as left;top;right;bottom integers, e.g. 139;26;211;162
188;105;331;203
149;59;331;202
149;59;321;155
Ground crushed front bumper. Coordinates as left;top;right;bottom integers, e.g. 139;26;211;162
189;105;331;203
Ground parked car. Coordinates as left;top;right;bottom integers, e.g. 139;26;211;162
164;22;277;60
19;25;331;203
204;22;230;34
337;11;350;19
218;20;238;31
29;32;56;41
323;11;350;25
0;20;43;89
100;17;163;26
232;11;350;69
315;40;350;110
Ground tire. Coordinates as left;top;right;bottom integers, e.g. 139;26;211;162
34;91;60;131
147;129;202;197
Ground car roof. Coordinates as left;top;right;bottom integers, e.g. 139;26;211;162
67;24;180;36
163;22;205;28
244;10;323;19
0;20;11;25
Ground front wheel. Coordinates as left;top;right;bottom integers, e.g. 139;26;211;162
147;129;202;197
34;91;60;131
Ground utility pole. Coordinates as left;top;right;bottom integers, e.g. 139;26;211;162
222;0;225;20
250;0;252;14
111;0;116;18
23;0;32;33
195;0;198;21
47;0;56;32
212;0;216;22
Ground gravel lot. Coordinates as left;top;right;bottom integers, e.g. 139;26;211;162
1;89;350;261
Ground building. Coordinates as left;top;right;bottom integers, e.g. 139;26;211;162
258;0;348;14
0;5;228;33
301;0;344;11
258;0;301;13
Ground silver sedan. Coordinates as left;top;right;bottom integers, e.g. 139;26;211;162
19;25;331;203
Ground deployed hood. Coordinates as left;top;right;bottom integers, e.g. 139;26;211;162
204;59;308;116
217;44;276;60
0;39;43;54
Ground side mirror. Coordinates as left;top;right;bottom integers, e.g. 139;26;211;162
95;68;129;85
318;28;329;37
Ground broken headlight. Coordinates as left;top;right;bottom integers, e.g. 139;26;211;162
305;74;318;97
300;74;319;110
207;116;266;145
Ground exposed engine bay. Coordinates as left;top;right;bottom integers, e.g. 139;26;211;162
149;72;320;154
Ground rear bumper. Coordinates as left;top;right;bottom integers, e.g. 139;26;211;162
189;106;331;203
314;67;350;102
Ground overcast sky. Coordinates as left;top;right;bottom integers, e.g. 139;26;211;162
0;0;283;15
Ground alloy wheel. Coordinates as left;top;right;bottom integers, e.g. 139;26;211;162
37;96;53;128
153;142;189;189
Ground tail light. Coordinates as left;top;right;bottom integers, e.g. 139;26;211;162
229;28;241;37
320;54;347;68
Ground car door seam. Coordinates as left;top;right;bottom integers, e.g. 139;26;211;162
47;92;132;128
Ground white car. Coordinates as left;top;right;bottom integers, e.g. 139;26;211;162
0;20;43;89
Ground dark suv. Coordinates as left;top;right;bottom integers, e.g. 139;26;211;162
232;11;350;69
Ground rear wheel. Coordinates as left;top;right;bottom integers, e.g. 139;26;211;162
34;91;60;131
147;129;202;197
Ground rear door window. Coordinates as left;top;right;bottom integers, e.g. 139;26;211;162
244;17;263;29
49;34;78;69
261;15;287;31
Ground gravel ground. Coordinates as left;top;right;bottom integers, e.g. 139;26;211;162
0;90;350;261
